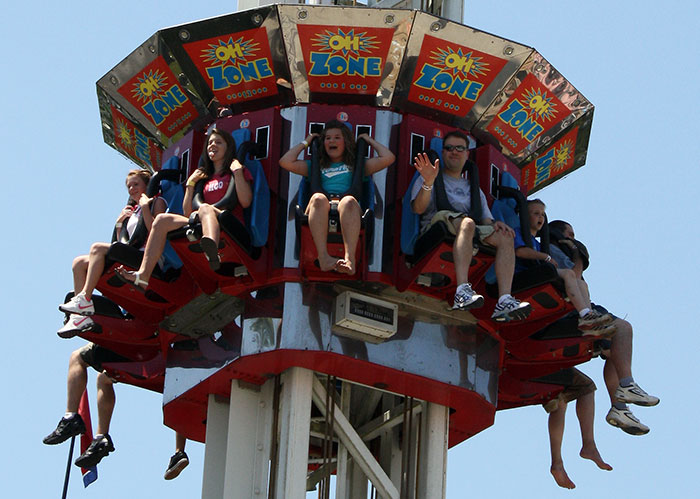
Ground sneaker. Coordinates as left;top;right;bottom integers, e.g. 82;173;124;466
57;314;95;339
164;450;189;480
491;296;531;322
59;293;95;316
452;283;484;310
74;434;115;468
581;321;617;338
578;310;614;330
606;407;649;435
43;415;86;445
615;382;660;407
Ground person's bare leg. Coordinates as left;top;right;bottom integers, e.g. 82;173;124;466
576;391;613;471
451;216;475;285
96;373;115;436
483;230;515;297
603;358;620;405
197;204;221;246
175;432;186;453
81;242;110;300
71;255;90;296
608;319;633;380
307;193;338;271
66;350;89;413
575;278;593;308
557;269;590;312
548;400;576;489
337;196;361;275
117;213;188;285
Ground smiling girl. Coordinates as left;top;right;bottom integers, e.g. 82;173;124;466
279;120;394;275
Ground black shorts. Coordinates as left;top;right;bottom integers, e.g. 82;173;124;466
543;368;596;412
592;303;617;354
78;343;129;374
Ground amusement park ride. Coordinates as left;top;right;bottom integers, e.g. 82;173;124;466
81;0;596;497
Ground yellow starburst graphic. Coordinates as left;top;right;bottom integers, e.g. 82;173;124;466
201;36;259;65
131;70;168;103
116;118;133;152
429;47;488;78
312;29;378;56
522;88;558;122
553;140;574;171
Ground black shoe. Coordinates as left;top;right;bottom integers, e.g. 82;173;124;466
74;434;115;468
43;415;86;445
200;237;221;271
164;450;189;480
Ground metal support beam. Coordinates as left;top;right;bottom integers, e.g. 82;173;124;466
357;399;422;442
311;376;400;499
416;402;449;499
274;367;314;499
335;382;353;499
221;380;274;498
202;394;230;499
378;394;403;499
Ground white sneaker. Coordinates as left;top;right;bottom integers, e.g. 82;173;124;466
491;295;531;322
581;321;617;337
606;406;649;435
578;310;614;329
59;293;94;316
615;382;660;407
57;314;95;338
452;283;484;310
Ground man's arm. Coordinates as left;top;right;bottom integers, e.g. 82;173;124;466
410;153;438;214
556;238;585;277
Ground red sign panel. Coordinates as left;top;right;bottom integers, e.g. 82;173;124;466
111;106;161;169
183;28;278;105
486;73;568;155
408;35;508;116
298;24;394;95
118;57;197;138
521;126;579;192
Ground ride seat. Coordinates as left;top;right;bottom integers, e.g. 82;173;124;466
98;156;197;322
294;135;375;281
485;172;596;357
396;137;494;304
168;127;270;295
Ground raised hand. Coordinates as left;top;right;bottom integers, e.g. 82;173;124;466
117;205;134;223
187;169;208;186
413;152;439;185
137;193;151;209
230;158;244;173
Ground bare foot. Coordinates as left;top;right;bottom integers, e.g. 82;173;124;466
317;255;340;272
551;463;576;489
115;266;148;292
580;446;613;471
336;259;356;275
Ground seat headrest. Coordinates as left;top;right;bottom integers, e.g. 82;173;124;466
161;156;179;171
231;128;251;148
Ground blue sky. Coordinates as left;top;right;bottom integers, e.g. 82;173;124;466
1;1;698;497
